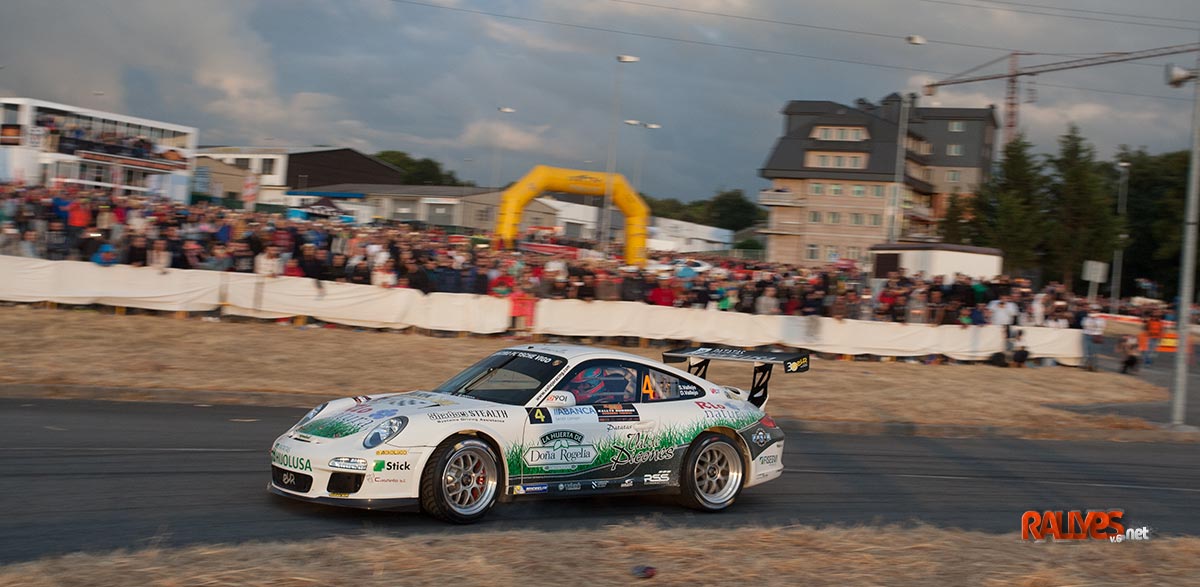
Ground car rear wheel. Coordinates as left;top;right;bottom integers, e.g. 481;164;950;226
420;435;499;524
678;432;744;512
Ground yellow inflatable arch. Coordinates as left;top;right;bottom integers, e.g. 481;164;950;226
495;165;649;265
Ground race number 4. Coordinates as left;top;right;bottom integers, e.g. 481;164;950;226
527;407;553;425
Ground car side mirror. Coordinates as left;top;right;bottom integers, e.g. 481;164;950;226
543;391;576;408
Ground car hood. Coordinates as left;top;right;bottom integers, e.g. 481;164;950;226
291;391;511;442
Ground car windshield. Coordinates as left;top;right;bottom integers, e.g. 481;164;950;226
430;350;566;406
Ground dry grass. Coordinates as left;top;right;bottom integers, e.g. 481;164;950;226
0;523;1197;587
0;305;1167;431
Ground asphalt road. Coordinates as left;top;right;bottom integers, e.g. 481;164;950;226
1063;337;1200;426
1;398;1198;564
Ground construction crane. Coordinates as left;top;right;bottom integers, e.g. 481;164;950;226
924;43;1200;145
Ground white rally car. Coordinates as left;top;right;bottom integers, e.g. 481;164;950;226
269;345;807;523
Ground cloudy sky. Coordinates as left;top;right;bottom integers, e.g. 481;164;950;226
1;0;1196;199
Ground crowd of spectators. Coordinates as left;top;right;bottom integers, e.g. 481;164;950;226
0;183;1180;371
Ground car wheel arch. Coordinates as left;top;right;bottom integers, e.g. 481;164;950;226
699;425;750;473
446;429;509;500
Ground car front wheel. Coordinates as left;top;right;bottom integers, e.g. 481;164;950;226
420;435;500;524
678;432;744;512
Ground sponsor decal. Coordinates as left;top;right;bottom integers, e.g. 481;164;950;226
373;460;411;472
271;448;313;472
643;470;671;485
428;409;510;423
1021;510;1137;541
595;403;640;423
527;407;553;425
513;484;548;495
298;413;375;438
328;492;351;498
568;174;602;185
369;476;403;484
548;406;595;423
606;423;635;432
376;397;439;409
696;400;748;419
785;356;809;373
609;431;676;471
752;428;770;447
495;350;555;364
758;454;779;465
524;429;597;469
557;482;582;491
591;480;609;489
279;471;297;486
620;479;634;488
375;449;409;456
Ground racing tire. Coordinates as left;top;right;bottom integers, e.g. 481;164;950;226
677;432;745;512
420;435;500;524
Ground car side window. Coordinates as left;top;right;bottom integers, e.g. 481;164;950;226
559;360;640;405
641;367;705;402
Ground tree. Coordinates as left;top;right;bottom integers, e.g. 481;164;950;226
941;193;965;244
1043;125;1117;289
734;238;764;250
706;189;762;232
966;134;1047;274
1116;146;1190;299
373;150;467;186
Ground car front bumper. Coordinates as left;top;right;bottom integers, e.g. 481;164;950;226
267;483;420;511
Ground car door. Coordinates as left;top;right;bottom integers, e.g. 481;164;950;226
518;359;643;494
617;363;707;489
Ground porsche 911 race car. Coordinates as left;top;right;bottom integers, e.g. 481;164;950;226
269;344;807;523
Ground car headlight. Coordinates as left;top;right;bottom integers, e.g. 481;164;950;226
294;402;328;429
363;416;408;449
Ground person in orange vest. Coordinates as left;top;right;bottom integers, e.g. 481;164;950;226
1144;309;1165;366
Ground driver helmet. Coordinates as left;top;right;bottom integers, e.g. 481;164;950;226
568;367;605;400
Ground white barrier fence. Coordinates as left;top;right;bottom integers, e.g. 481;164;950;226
533;299;1084;364
0;256;511;334
0;255;1083;363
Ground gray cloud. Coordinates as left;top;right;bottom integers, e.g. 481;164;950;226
1;0;1194;199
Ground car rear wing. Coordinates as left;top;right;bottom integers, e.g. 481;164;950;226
662;347;809;408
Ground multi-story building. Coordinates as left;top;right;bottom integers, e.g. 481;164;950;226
198;146;415;207
0;97;197;198
758;93;995;267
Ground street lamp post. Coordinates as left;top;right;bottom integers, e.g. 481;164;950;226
599;54;639;252
887;36;927;244
623;119;661;195
1166;51;1200;430
491;106;516;191
1110;161;1131;313
888;93;913;244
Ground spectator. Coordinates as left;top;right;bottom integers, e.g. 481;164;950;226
124;234;148;266
1143;310;1165;366
17;230;40;258
284;258;307;278
91;243;119;266
648;277;676;306
755;286;781;315
255;245;284;277
1081;305;1107;372
148;239;172;273
204;244;233;271
1116;334;1140;374
619;268;645;301
987;293;1019;337
230;241;256;273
